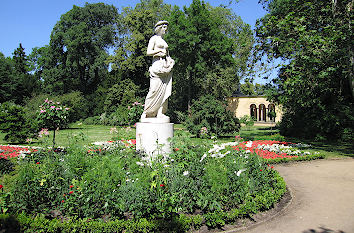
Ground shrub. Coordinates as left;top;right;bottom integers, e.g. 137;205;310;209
25;92;89;124
0;102;38;143
57;91;89;122
36;99;70;146
240;115;255;128
185;95;240;137
104;80;139;114
82;116;101;125
97;101;144;126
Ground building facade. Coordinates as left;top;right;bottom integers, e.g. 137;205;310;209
227;95;283;124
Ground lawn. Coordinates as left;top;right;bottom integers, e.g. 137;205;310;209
1;123;352;158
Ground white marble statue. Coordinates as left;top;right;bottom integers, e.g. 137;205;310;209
141;20;175;122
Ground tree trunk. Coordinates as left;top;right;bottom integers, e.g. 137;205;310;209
52;129;56;148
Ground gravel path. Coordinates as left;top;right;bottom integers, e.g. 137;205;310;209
237;159;354;233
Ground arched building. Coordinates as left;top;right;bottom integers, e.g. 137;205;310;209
227;91;283;125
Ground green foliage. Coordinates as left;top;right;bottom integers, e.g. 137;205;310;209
25;92;89;124
240;115;255;127
185;95;240;137
91;103;143;127
3;135;286;232
0;102;38;143
36;99;70;146
103;79;139;114
256;0;354;140
167;0;253;110
0;53;16;103
36;99;70;130
43;3;119;95
108;0;172;90
0;48;40;105
0;158;14;176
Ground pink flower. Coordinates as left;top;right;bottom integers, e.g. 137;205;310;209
50;106;55;109
40;110;46;113
65;108;70;110
45;98;49;103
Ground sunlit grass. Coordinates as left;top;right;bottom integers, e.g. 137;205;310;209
1;123;352;158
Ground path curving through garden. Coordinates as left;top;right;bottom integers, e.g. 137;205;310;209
234;158;354;233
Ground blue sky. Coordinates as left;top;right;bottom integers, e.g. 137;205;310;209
1;0;270;82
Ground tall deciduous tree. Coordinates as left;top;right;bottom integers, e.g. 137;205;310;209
108;0;172;91
167;0;253;111
256;0;353;140
43;3;119;95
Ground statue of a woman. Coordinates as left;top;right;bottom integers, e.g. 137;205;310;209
141;21;175;122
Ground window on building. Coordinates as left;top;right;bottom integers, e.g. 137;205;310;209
250;104;257;120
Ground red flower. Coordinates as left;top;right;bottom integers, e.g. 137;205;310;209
70;185;74;188
271;166;274;169
160;184;165;187
61;200;65;203
0;185;3;189
260;169;263;171
174;148;180;151
69;191;73;194
36;162;40;164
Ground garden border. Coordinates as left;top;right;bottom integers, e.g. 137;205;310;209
221;185;294;233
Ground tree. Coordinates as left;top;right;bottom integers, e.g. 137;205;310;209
0;53;16;103
166;0;253;111
12;43;40;102
256;0;354;140
43;3;119;95
108;0;172;91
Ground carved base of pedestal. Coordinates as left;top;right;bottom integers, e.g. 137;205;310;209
136;122;174;159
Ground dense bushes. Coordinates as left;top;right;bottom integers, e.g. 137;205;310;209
1;134;286;232
185;95;240;138
0;102;38;143
104;80;139;114
25;92;89;123
84;101;144;126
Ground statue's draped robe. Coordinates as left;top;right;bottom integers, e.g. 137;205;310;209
143;36;174;117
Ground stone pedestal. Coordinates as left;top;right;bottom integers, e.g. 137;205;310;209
136;121;174;158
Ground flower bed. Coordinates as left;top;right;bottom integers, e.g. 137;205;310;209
0;145;38;160
0;136;287;232
232;140;323;162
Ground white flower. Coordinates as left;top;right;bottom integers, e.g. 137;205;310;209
245;150;251;153
236;169;247;177
183;171;189;176
245;141;253;148
136;161;144;166
200;154;207;162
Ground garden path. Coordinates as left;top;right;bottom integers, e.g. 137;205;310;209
236;158;354;233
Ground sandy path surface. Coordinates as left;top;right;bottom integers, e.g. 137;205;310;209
237;159;354;233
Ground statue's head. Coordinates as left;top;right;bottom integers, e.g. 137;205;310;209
154;20;169;34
